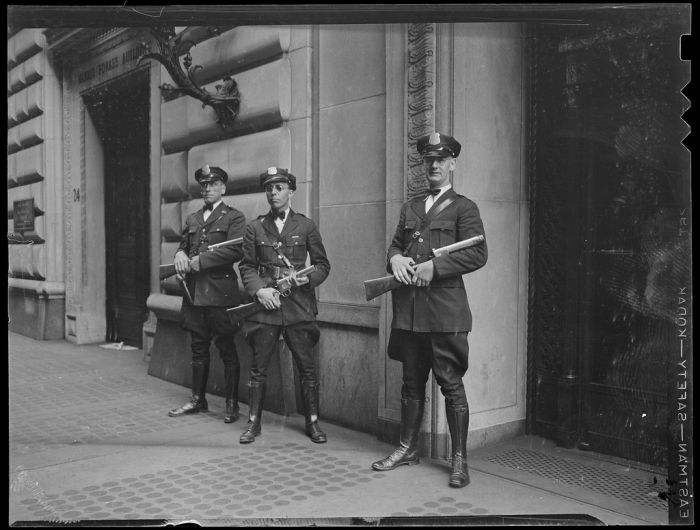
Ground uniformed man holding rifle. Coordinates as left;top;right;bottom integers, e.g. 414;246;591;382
370;132;487;489
236;167;331;444
167;164;246;424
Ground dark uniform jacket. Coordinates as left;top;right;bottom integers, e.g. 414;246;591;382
387;188;487;332
239;210;331;326
178;202;246;307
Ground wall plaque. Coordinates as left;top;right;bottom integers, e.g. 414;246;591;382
13;198;35;233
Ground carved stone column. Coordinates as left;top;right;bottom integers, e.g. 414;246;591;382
406;23;436;199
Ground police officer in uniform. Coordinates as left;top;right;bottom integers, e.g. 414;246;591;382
168;165;246;423
371;133;487;488
238;167;331;444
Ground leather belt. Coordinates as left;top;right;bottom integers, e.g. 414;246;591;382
258;265;294;280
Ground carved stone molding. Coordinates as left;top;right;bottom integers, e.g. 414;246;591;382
48;28;146;67
62;75;74;311
79;103;87;287
406;23;436;199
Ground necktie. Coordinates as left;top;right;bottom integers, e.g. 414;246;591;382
203;203;213;211
426;189;440;213
276;211;286;221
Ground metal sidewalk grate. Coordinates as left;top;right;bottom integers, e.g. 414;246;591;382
488;448;668;512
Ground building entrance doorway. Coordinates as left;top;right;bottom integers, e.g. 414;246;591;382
528;22;688;467
83;69;150;348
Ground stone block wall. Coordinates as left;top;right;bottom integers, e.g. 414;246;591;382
8;28;65;340
146;26;311;417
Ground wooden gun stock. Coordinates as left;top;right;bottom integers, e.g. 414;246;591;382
159;263;177;281
226;300;265;325
363;276;404;302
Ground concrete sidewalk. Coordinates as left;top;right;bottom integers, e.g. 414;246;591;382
8;332;669;526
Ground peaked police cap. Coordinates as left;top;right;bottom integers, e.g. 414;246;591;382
195;165;228;184
416;132;461;159
260;166;297;190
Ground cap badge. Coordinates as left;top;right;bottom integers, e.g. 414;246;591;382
429;132;441;145
201;164;210;175
267;167;278;175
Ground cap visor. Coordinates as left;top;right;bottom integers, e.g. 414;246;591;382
422;150;451;158
262;177;289;185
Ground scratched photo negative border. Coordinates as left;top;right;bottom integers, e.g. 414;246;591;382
7;3;693;527
671;256;692;521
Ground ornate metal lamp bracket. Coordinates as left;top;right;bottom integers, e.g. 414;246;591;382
138;26;241;129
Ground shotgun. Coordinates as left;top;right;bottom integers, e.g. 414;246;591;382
159;236;244;280
227;265;316;324
363;234;485;301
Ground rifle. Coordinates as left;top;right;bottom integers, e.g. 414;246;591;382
226;264;317;324
176;276;194;305
363;234;485;301
159;236;244;280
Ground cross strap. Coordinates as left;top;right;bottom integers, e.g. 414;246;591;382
271;241;293;268
260;218;294;268
403;195;456;257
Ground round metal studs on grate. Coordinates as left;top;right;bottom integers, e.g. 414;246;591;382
488;448;668;512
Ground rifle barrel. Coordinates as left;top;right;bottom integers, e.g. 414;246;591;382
433;234;484;256
159;237;243;280
296;264;316;276
207;236;243;251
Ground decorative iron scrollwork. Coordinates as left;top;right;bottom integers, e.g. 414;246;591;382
138;26;240;129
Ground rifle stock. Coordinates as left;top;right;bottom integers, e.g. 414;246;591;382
363;276;403;302
159;263;177;281
226;300;265;324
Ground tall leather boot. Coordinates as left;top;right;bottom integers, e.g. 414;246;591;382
168;364;209;416
239;382;265;443
223;363;240;423
301;382;327;443
446;405;471;488
372;398;424;471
